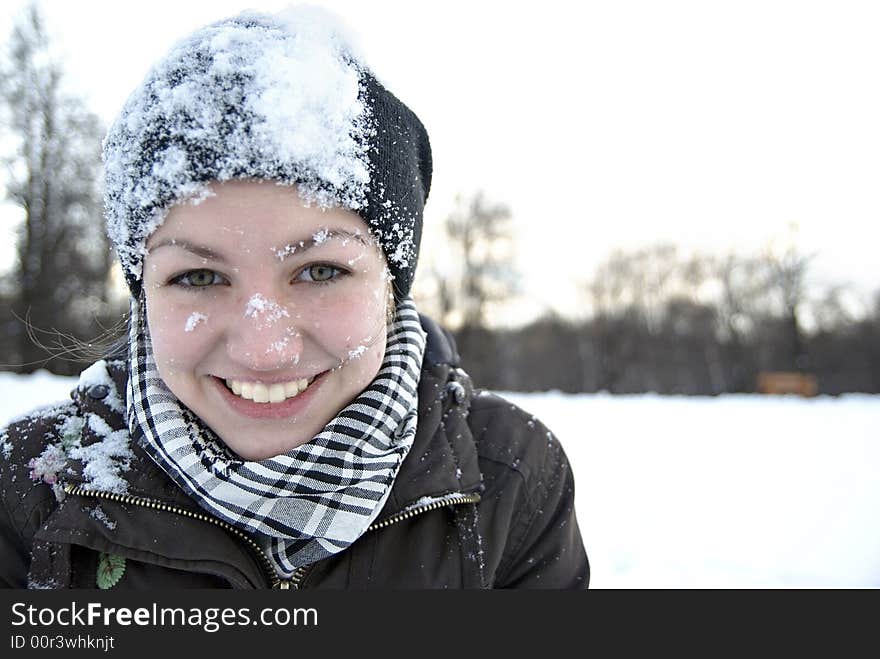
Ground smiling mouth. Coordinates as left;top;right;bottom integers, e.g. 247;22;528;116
223;376;318;404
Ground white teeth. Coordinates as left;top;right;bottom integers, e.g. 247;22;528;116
224;377;313;404
252;384;269;403
240;382;253;400
268;384;285;404
284;379;307;397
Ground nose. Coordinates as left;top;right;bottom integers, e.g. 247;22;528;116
225;294;304;371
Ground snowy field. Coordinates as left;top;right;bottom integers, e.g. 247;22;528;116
2;370;878;589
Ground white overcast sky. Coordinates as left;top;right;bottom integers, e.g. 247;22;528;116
2;0;879;321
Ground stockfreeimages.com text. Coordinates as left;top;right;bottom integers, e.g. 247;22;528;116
11;602;317;633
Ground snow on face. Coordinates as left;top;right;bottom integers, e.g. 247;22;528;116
103;7;372;285
272;243;300;261
185;312;208;332
244;294;290;329
141;180;390;460
267;336;300;360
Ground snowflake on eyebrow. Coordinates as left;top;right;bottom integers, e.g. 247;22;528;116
270;242;304;261
270;228;376;262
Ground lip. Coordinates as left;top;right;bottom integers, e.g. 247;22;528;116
211;371;328;420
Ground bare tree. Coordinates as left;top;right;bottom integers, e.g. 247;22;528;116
762;239;814;371
0;4;113;373
439;191;518;329
582;244;708;391
412;192;519;388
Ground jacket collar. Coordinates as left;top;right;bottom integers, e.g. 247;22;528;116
380;314;483;518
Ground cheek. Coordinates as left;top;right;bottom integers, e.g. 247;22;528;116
145;295;217;371
305;281;388;350
304;275;387;346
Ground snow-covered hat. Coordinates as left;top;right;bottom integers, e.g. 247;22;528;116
103;7;431;299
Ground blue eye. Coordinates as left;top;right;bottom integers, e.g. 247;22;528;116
298;264;346;283
171;269;225;288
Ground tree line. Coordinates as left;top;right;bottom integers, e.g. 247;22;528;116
445;257;878;396
414;198;879;396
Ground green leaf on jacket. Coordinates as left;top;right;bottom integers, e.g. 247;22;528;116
96;553;126;589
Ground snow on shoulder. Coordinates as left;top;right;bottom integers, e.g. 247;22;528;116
22;361;134;499
77;360;125;414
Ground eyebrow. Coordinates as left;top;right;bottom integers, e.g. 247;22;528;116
273;230;372;260
147;239;228;262
147;229;372;262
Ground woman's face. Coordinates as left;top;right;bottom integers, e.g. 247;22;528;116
142;180;390;460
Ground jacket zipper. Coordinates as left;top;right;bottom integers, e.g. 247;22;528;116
62;483;285;588
63;483;480;589
367;494;482;531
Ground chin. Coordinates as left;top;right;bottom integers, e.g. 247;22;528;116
218;425;317;461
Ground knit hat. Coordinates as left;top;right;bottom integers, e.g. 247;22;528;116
102;7;432;300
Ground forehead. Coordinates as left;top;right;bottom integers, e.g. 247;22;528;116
148;180;371;248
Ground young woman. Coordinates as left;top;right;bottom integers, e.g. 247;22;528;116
0;7;587;589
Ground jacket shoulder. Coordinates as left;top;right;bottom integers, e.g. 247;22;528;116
1;398;81;493
2;358;127;475
467;390;571;521
468;391;566;480
0;360;127;550
0;396;82;587
467;391;588;588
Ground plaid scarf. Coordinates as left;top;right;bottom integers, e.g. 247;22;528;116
127;296;426;576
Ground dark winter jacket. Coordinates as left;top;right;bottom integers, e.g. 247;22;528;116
0;316;588;589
